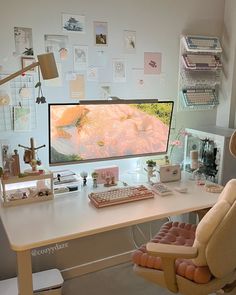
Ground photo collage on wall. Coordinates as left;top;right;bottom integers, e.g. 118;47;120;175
9;12;163;123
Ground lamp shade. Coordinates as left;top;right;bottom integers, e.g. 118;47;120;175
37;52;58;80
229;130;236;158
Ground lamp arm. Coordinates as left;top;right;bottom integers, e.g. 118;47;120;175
0;61;39;86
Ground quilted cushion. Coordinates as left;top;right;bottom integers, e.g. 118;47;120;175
132;222;212;284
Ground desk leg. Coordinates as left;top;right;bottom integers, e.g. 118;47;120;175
16;250;33;295
196;208;211;221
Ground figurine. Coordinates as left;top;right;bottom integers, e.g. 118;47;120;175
144;160;156;183
91;171;98;188
103;173;117;187
11;149;20;176
104;176;111;187
18;138;45;173
80;171;88;186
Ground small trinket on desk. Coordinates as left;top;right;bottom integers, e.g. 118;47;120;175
80;171;88;186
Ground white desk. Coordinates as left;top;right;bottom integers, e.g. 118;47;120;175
0;172;220;295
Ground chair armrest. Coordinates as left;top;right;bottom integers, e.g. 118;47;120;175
146;242;198;259
146;243;198;293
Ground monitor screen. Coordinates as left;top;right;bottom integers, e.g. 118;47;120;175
48;99;174;166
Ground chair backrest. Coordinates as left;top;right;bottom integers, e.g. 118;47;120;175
192;179;236;279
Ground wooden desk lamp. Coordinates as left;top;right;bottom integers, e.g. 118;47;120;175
0;52;58;86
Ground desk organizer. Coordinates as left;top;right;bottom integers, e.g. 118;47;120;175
53;170;81;194
0;172;54;207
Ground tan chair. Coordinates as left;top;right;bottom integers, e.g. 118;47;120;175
132;179;236;295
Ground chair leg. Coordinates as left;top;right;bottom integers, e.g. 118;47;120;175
223;279;236;293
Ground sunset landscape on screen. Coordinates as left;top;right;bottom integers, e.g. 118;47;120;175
49;101;173;164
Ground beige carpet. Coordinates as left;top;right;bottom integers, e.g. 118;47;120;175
62;262;173;295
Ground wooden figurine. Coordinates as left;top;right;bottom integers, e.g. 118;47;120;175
18;137;45;173
11;149;20;176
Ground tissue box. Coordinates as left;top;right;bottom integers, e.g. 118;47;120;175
156;164;181;183
94;166;119;184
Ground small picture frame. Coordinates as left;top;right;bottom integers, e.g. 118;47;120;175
94;21;108;46
21;57;36;72
62;13;85;33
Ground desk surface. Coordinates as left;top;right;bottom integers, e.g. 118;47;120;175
0;172;219;251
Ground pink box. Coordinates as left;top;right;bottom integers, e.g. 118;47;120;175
94;166;119;184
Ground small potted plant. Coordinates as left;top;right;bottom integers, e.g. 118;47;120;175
146;160;156;167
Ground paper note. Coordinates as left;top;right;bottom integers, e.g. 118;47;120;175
69;74;85;99
144;52;162;75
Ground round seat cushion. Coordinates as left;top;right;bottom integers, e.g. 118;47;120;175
132;222;212;284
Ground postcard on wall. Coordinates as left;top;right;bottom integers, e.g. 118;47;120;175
131;68;152;97
99;83;111;99
0;82;12;106
65;72;77;81
94;21;108;46
132;68;145;88
45;63;62;87
13;106;31;131
87;67;98;82
112;59;126;83
124;30;136;53
45;34;69;60
144;52;162;75
69;74;85;99
21;56;36;72
62;13;85;33
14;27;34;56
73;45;88;71
95;49;108;67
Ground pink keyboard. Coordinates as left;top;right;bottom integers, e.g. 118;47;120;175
88;185;154;208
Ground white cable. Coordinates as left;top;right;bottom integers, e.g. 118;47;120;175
131;225;149;249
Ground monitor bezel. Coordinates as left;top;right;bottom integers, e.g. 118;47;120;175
48;99;174;166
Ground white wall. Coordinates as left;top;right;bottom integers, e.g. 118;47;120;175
216;0;236;128
0;0;225;173
0;0;225;278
